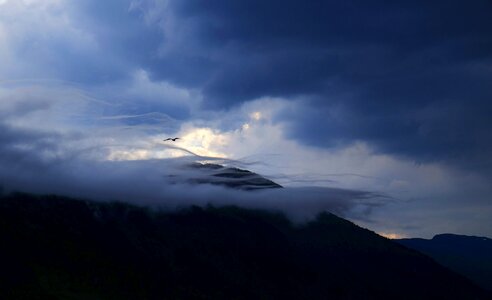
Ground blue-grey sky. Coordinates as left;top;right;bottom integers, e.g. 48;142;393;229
1;0;491;238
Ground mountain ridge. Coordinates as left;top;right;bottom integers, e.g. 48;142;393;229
1;192;489;299
185;162;283;190
397;233;492;292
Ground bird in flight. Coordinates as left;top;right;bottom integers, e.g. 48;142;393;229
163;137;180;142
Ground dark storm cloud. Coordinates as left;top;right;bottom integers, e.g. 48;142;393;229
6;0;492;169
128;0;492;169
160;0;492;101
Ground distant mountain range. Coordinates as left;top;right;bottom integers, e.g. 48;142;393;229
1;192;489;299
397;234;492;292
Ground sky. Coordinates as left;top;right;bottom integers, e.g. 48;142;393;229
0;0;491;238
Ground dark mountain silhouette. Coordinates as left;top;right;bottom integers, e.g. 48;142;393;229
397;234;492;292
0;192;489;299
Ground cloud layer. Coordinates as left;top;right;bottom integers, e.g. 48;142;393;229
0;119;387;225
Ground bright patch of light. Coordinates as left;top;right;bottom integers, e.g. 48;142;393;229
379;232;407;239
179;127;228;158
250;111;262;121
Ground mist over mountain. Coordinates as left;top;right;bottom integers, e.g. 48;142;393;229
0;136;387;225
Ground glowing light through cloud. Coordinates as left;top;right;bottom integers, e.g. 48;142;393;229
379;233;407;240
250;111;262;121
177;127;229;158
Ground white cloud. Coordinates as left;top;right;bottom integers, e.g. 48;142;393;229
0;0;101;79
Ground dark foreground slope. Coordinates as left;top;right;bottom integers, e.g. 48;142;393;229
398;234;492;292
0;193;488;300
